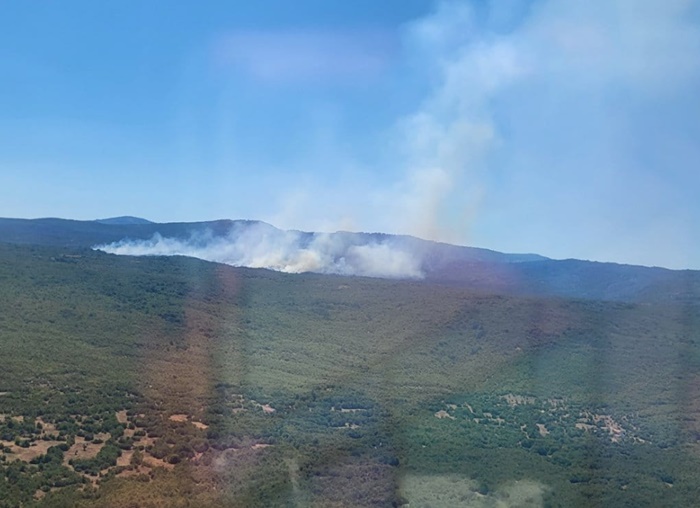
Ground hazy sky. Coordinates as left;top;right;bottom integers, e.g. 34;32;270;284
2;0;700;269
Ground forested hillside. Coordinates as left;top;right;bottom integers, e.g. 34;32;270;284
0;242;699;506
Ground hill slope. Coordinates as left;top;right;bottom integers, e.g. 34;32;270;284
1;217;698;304
0;241;699;506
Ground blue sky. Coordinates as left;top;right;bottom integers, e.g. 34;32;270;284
2;0;700;269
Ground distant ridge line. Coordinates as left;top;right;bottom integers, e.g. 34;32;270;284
95;216;154;225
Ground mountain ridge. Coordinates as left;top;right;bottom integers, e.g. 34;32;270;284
95;216;154;225
0;217;548;264
0;216;698;305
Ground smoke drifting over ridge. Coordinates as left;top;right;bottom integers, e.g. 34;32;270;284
95;222;424;279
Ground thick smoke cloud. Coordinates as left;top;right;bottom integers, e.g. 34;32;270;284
95;223;424;279
391;0;700;267
256;0;700;269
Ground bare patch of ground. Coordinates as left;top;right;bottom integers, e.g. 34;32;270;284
251;402;276;414
115;410;128;424
4;439;60;462
64;434;110;465
116;450;134;468
0;414;27;425
113;450;177;481
435;410;455;420
536;423;550;437
502;394;536;407
167;413;208;430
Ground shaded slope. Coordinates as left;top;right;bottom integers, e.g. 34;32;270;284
426;258;700;304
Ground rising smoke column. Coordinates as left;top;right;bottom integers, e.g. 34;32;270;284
95;223;424;279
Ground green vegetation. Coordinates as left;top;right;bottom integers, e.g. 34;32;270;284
0;242;698;506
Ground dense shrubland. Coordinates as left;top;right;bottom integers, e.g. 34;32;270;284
0;242;698;506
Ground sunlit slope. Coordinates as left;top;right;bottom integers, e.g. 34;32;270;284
0;243;699;506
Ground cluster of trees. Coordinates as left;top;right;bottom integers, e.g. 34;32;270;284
0;417;38;442
70;443;121;476
0;445;85;507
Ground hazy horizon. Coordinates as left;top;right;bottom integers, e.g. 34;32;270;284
3;0;699;269
2;213;697;271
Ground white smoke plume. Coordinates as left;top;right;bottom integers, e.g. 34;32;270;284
250;0;700;269
95;223;424;279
